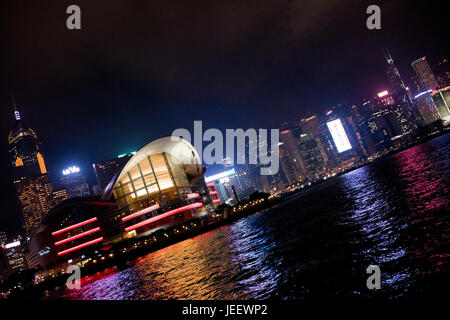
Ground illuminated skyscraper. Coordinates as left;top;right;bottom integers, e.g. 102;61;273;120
300;115;333;169
1;239;27;275
432;86;450;124
414;90;440;125
60;165;91;198
412;57;439;91
384;49;412;105
297;134;326;179
279;129;306;183
8;97;47;180
14;174;54;236
8;97;55;236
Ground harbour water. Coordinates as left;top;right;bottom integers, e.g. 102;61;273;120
50;134;449;300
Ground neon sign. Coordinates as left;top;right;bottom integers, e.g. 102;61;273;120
62;166;80;175
377;90;388;98
326;119;352;153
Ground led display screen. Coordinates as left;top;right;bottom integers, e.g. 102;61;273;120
326;119;352;153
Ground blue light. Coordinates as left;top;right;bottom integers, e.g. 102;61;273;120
205;168;236;183
414;89;432;99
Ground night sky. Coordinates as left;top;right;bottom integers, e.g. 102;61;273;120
0;0;448;237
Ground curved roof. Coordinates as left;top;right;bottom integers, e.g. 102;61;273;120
101;136;203;200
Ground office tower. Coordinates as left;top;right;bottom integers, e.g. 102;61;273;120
8;98;47;180
279;129;306;183
14;174;54;236
431;87;450;124
297;134;326;179
384;49;412;105
1;239;27;275
60;165;90;198
414;90;440;125
48;188;69;207
93;153;134;192
300;115;335;169
412;57;440;91
8;98;56;236
279;146;298;185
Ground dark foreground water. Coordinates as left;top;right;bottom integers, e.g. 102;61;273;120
53;134;449;300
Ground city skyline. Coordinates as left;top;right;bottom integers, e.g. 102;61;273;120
2;52;448;237
0;1;449;304
1;1;448;233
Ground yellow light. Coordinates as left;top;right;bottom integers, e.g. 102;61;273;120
37;152;47;174
15;157;23;167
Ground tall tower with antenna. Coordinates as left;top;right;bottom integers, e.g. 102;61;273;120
8;95;55;237
8;95;47;178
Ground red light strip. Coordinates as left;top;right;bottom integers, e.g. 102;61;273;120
52;217;98;236
206;183;215;188
209;191;218;195
121;204;160;222
125;202;204;232
187;193;200;199
213;199;221;204
54;227;101;246
57;237;103;256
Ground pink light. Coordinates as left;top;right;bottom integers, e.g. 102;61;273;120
209;191;218;195
206;183;215;188
281;130;289;134
121;204;160;222
54;227;101;246
57;237;103;256
377;90;388;98
125;202;204;232
187;193;200;199
52;217;98;236
213;199;221;204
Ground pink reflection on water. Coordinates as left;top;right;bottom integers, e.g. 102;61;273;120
392;143;449;273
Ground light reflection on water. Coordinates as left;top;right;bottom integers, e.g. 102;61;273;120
52;134;449;300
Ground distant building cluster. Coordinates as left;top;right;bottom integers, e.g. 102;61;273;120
204;50;450;199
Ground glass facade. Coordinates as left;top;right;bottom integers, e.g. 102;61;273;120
113;152;191;214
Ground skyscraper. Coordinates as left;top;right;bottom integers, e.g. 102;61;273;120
14;174;54;236
384;49;412;105
412;57;440;91
8;97;47;180
279;129;306;183
297;134;326;179
60;165;91;198
300;115;334;169
431;86;450;124
8;98;59;237
414;90;440;125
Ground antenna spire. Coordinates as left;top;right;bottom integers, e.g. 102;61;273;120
384;48;393;64
11;92;21;120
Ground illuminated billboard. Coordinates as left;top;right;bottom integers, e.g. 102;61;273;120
377;90;388;98
62;166;80;175
326;119;352;153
